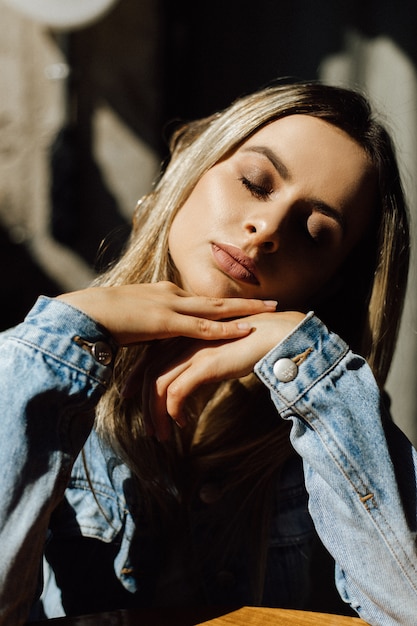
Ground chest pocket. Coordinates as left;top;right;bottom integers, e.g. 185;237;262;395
49;431;130;543
56;475;125;542
43;436;138;617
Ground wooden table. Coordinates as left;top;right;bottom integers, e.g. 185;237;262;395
200;607;366;625
35;606;368;625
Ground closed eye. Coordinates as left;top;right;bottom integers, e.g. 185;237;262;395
239;176;273;200
305;212;343;247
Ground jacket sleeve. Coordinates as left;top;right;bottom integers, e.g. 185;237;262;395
255;312;417;626
0;296;116;625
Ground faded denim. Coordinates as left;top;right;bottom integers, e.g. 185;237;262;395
0;297;416;625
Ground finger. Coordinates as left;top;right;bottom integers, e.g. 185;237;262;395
165;347;243;423
140;339;194;440
121;338;189;398
146;362;190;441
172;295;278;320
117;314;255;345
166;314;254;340
121;346;172;436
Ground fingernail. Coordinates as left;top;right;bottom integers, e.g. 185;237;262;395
263;300;278;308
237;322;252;330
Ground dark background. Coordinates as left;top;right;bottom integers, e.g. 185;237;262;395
3;0;417;331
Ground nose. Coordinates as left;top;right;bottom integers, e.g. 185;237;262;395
243;209;285;253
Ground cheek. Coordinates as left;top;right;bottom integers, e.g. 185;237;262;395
170;183;211;236
168;197;198;243
167;210;190;270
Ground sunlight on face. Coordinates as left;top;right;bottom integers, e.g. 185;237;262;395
169;115;376;309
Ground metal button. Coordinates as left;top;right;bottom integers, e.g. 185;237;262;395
73;336;114;366
90;341;114;365
199;482;222;504
273;358;298;382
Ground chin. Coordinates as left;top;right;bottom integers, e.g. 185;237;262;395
191;281;249;299
179;271;239;298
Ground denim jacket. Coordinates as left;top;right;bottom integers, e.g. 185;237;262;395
0;296;416;625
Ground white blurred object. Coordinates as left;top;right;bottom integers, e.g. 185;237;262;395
2;0;119;30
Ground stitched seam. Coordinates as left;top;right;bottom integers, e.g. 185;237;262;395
69;479;129;515
301;404;417;592
10;337;108;386
262;344;350;409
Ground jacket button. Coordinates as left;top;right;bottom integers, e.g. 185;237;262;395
273;358;298;382
73;335;115;365
199;482;222;504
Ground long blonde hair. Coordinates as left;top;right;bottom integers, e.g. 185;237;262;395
94;81;410;601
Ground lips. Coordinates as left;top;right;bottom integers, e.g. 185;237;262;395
211;243;260;285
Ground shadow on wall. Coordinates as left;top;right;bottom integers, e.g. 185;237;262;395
4;0;417;325
160;0;417;119
46;0;417;251
0;225;60;331
59;0;417;262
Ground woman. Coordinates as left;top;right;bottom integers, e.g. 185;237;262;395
0;82;415;625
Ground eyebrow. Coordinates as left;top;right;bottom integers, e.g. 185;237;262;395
241;145;346;234
310;199;347;234
242;146;291;180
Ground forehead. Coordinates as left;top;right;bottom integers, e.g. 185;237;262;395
243;114;371;175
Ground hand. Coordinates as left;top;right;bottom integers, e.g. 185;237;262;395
57;281;278;345
123;310;305;440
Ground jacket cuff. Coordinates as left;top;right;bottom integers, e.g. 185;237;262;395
10;296;118;385
254;312;351;412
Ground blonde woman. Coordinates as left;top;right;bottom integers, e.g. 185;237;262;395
0;82;414;625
